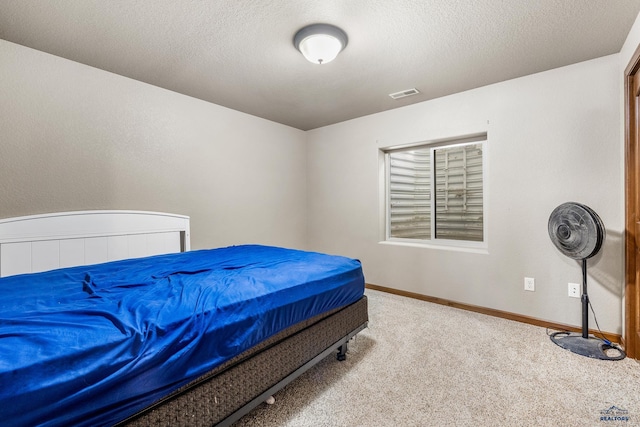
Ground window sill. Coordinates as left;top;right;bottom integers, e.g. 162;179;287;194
378;239;489;255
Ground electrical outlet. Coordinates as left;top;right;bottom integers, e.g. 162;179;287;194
524;277;535;292
568;283;580;298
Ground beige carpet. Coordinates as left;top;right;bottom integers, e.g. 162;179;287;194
234;289;640;426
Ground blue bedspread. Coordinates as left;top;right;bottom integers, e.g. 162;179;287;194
0;245;364;427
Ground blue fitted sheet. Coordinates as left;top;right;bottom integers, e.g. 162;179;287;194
0;245;364;427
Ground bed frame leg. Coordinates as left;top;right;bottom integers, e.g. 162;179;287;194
336;342;348;361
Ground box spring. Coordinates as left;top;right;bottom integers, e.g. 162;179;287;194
119;295;368;426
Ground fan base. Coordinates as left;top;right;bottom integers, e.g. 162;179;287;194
550;332;625;360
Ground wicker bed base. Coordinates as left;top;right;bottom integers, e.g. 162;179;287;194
119;296;368;427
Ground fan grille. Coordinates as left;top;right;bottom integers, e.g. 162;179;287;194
548;202;604;260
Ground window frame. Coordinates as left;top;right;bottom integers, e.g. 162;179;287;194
381;133;488;252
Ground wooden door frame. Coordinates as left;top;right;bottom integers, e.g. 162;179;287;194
624;43;640;359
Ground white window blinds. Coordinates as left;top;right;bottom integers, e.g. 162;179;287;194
388;148;431;239
434;143;483;241
386;138;485;244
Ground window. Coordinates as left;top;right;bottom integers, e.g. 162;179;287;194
383;134;486;247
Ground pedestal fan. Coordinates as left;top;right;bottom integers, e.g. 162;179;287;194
547;202;625;360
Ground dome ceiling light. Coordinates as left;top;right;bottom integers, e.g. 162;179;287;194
293;23;348;65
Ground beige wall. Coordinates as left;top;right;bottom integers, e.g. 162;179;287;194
0;40;308;250
621;10;640;70
306;54;623;334
1;29;633;335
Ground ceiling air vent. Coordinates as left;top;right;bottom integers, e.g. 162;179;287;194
389;88;420;100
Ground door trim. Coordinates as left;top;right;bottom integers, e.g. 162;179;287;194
624;43;640;359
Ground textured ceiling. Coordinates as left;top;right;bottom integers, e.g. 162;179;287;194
1;1;640;130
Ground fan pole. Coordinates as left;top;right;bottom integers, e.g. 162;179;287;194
581;258;589;339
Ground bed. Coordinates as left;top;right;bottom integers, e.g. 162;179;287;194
0;211;368;427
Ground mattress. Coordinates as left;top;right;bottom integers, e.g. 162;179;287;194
0;245;365;427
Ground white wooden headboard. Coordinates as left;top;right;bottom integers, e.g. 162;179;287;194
0;211;190;278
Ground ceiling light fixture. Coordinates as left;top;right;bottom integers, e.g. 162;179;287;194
293;23;348;65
